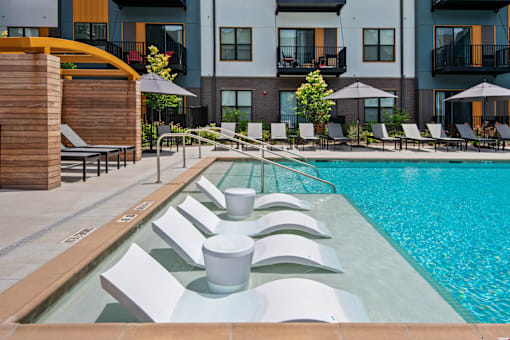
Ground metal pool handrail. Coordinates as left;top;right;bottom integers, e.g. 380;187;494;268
156;133;336;193
190;126;308;160
188;127;320;176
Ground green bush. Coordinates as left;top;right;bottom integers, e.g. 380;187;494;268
382;106;410;134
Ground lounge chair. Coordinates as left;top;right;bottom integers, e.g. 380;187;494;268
156;125;177;152
61;124;135;167
196;176;312;211
298;123;320;151
243;122;263;150
326;123;351;150
456;124;497;152
61;144;120;173
152;207;343;272
426;123;464;152
100;243;370;323
61;151;100;181
495;124;510;150
177;195;330;238
214;122;237;150
402;124;436;151
369;123;400;151
270;123;290;148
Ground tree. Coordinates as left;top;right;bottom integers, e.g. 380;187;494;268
295;70;335;126
382;106;410;134
144;45;181;119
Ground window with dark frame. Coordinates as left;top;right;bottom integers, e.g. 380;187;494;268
220;28;252;61
363;29;395;62
8;27;39;37
364;91;396;123
74;23;107;41
221;90;252;120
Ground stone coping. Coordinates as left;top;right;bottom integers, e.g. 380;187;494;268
0;156;509;339
1;323;510;340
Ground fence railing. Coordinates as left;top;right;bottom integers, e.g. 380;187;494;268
433;44;510;71
277;46;346;70
472;115;510;128
106;40;187;71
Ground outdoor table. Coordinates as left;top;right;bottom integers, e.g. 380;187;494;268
202;234;255;294
289;134;298;149
225;188;256;219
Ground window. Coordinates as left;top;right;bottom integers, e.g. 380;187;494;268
363;29;395;61
280;91;304;128
146;24;184;54
221;90;252;120
364;91;396;122
74;23;107;41
8;27;39;37
220;28;252;61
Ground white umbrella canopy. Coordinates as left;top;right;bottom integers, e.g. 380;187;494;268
445;82;510;102
324;81;398;100
140;73;196;97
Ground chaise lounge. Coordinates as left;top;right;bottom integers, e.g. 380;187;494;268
270;123;290;149
196;176;312;211
495;124;510;150
100;243;370;323
370;123;400;151
426;123;463;152
61;144;120;173
61;151;101;181
326;123;351;150
298;123;320;151
456;124;497;152
177;195;331;238
402;124;436;151
152;206;343;272
61;124;135;167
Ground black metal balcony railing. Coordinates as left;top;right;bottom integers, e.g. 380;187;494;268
433;45;510;75
105;41;187;73
277;46;346;76
112;0;186;8
276;0;346;14
432;0;510;11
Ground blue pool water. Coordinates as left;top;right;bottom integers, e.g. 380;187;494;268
219;160;510;323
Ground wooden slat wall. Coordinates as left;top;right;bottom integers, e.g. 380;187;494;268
73;0;109;22
61;79;141;161
0;54;61;190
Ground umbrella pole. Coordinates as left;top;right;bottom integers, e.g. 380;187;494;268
357;98;360;146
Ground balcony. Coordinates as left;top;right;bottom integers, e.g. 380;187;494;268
111;0;185;8
105;41;187;74
433;45;510;76
276;0;345;15
277;46;346;76
432;0;510;11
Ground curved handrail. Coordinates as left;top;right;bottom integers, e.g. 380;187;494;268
192;126;307;160
188;127;319;176
156;133;336;193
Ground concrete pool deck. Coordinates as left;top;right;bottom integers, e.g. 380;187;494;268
1;144;510;338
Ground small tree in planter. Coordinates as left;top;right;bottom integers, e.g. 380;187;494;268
295;70;335;133
144;45;182;121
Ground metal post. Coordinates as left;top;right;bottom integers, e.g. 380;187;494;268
182;136;186;168
261;149;264;193
156;136;161;183
198;130;202;158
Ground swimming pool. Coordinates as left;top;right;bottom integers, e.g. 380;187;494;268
218;160;510;323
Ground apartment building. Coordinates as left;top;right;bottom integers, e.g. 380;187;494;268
1;0;202;107
200;0;415;125
416;0;510;129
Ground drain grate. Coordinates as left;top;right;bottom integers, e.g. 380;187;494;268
134;201;155;211
62;227;96;243
117;214;138;223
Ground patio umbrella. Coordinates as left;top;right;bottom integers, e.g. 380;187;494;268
140;73;196;151
324;81;398;146
140;72;196;97
445;82;510;132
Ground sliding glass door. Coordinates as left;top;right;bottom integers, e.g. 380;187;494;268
146;24;183;53
279;29;315;65
435;26;472;66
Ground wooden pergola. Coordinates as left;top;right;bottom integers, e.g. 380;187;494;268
0;37;140;80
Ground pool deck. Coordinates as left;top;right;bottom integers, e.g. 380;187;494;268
1;144;510;338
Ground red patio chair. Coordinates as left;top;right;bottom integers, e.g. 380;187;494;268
127;50;143;64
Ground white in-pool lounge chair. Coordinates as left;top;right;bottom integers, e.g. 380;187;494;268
152;207;343;272
100;243;369;323
196;176;312;211
177;195;331;238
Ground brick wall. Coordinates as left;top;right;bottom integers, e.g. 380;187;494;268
0;54;61;190
201;76;416;125
61;79;142;161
